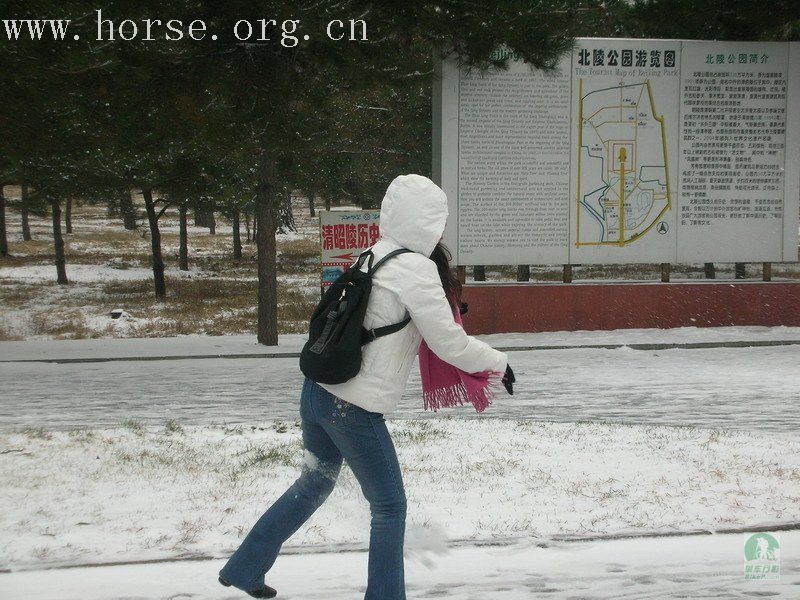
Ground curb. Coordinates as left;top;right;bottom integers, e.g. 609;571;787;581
2;339;799;365
4;521;799;574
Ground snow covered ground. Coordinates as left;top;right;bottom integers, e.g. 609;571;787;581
3;195;799;596
0;263;204;284
3;530;799;599
1;419;798;573
1;331;798;433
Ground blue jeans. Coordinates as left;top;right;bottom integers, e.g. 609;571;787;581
219;377;407;599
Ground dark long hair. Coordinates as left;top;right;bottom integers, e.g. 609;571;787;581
429;241;462;310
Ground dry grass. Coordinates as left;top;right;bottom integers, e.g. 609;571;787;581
0;282;39;305
30;310;97;339
278;236;319;265
0;327;23;342
1;275;318;339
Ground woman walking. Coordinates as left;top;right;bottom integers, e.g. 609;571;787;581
218;174;515;599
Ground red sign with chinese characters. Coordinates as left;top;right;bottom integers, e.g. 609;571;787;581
319;210;381;288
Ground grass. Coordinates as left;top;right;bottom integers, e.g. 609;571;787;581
22;427;52;440
2;271;317;339
0;324;23;341
30;309;97;339
394;420;448;444
233;441;301;474
164;420;184;435
278;236;319;265
121;419;144;434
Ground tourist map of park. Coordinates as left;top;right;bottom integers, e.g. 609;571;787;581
576;79;672;246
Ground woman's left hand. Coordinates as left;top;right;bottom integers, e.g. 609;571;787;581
502;364;515;395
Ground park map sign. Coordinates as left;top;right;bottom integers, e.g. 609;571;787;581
433;38;800;266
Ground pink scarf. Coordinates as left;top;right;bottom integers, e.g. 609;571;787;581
418;297;504;413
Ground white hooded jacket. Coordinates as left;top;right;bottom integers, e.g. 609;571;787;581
317;174;508;414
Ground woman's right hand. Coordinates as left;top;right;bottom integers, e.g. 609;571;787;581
502;364;515;395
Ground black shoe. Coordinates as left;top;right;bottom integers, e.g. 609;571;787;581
219;576;277;598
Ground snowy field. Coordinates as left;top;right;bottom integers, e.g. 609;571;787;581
0;194;323;340
1;418;798;573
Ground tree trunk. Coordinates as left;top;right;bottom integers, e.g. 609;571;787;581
517;265;530;281
278;193;295;233
65;197;73;234
51;198;68;284
704;262;716;279
232;209;242;260
245;212;251;243
178;204;189;271
0;186;8;257
734;263;746;280
120;189;137;230
308;191;315;217
256;151;278;345
143;188;166;299
21;185;31;241
195;209;215;232
473;265;485;281
324;196;331;211
252;213;257;243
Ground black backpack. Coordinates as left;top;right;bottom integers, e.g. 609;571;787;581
299;247;415;384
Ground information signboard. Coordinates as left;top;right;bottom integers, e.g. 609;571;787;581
433;38;800;266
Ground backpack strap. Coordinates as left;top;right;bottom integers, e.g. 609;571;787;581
367;248;414;275
361;247;415;344
361;313;411;345
354;249;375;272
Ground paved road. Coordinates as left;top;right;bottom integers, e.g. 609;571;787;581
2;531;797;599
1;344;798;435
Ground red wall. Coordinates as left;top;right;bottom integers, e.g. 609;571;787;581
461;282;800;334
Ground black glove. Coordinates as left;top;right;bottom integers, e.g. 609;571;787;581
459;302;468;315
501;363;515;395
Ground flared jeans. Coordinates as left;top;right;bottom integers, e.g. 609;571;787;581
219;376;407;599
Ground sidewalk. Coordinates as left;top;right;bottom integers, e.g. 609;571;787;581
2;325;800;363
2;530;797;599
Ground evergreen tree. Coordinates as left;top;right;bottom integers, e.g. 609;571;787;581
2;0;580;341
626;0;800;40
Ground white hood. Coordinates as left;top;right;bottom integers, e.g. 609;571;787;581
378;174;448;257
